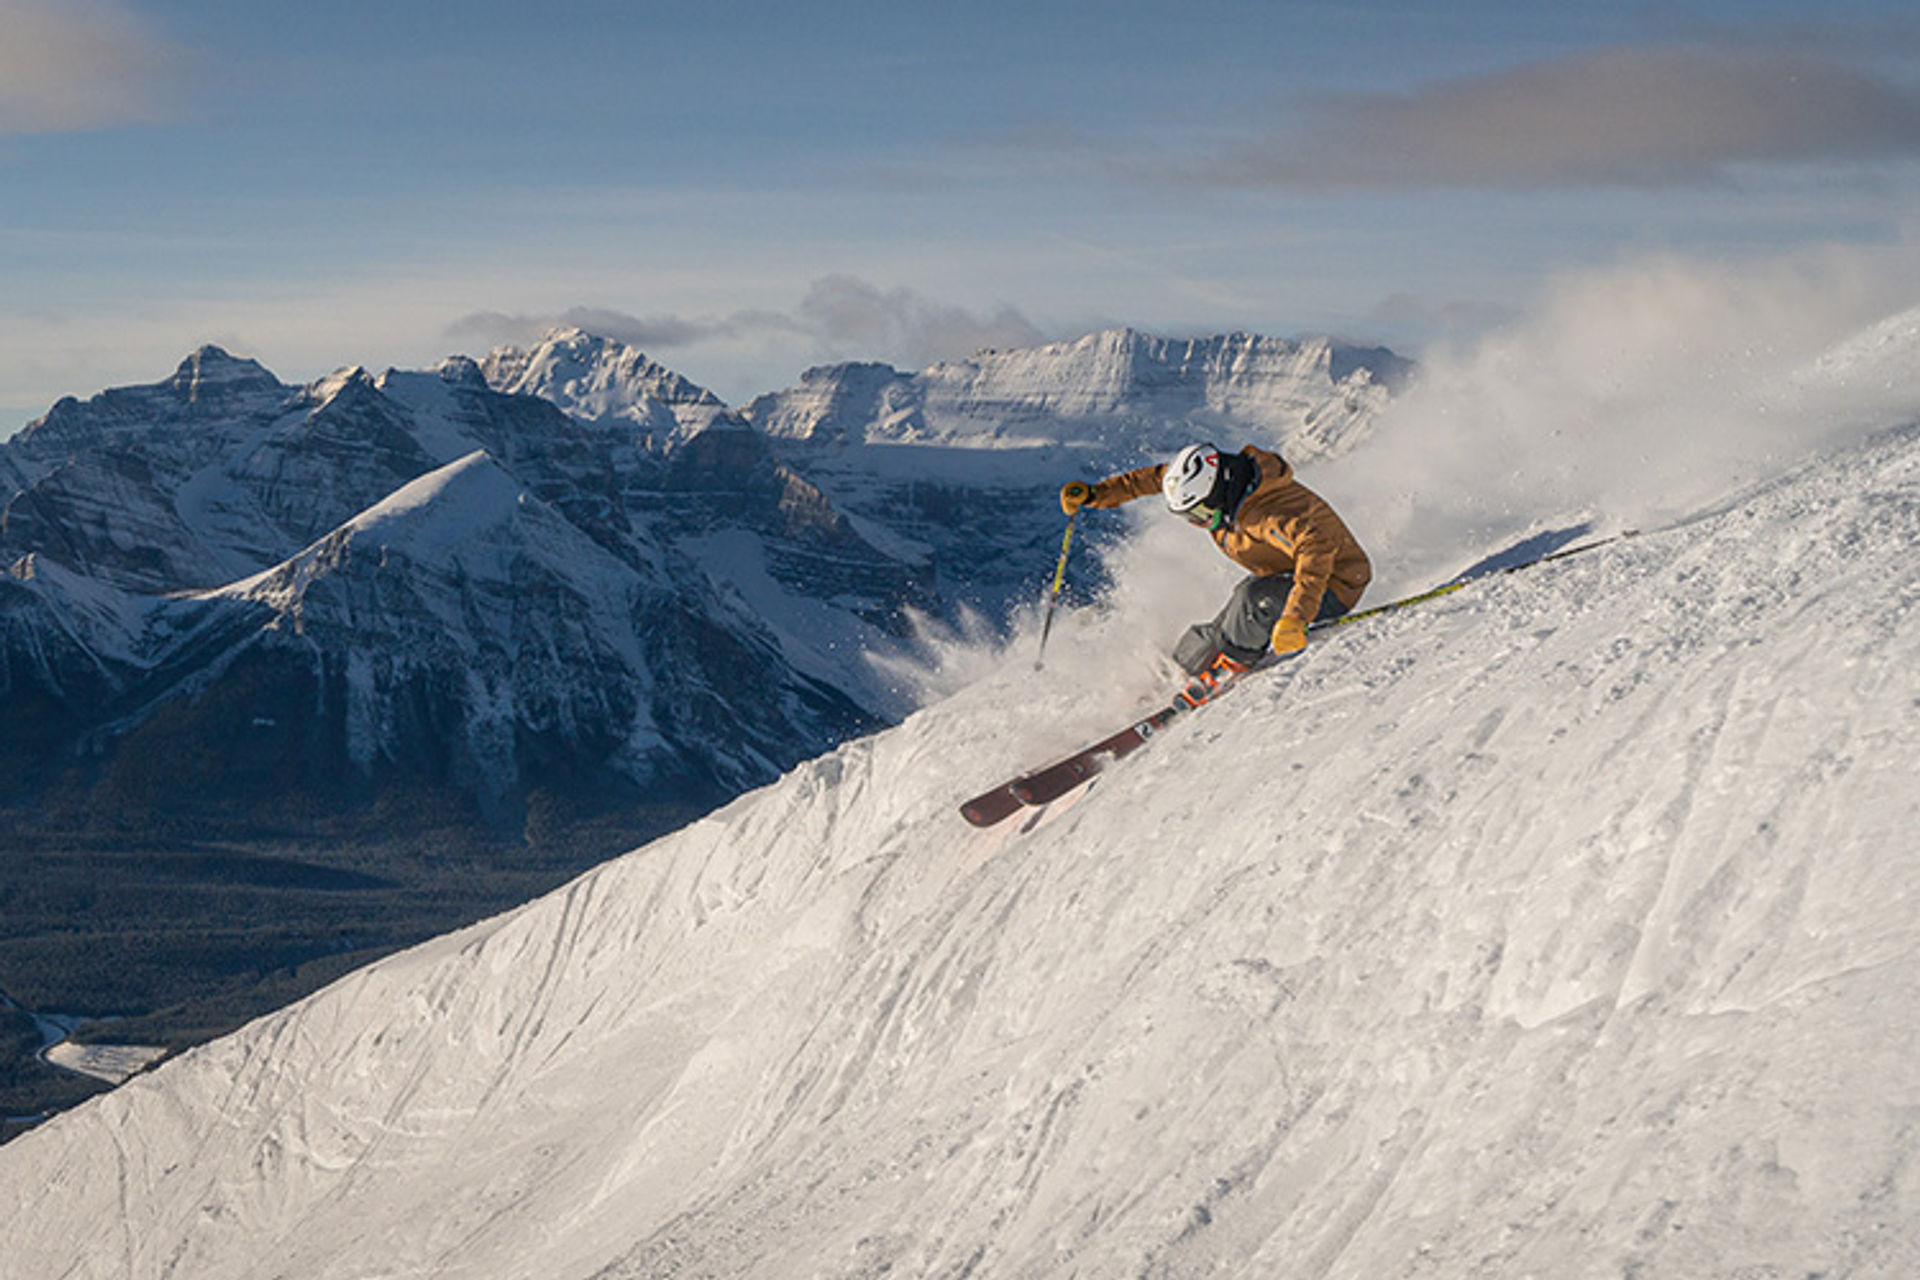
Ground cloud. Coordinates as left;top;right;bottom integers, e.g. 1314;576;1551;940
795;275;1047;364
448;277;1049;373
0;1;184;134
1180;45;1920;191
446;305;791;354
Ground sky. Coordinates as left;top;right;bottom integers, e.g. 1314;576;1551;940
3;0;1919;432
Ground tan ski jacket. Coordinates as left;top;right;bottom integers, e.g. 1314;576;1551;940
1087;445;1371;624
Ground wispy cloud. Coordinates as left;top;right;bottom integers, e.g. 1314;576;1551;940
0;1;185;134
1159;44;1920;191
447;305;793;355
448;276;1049;373
793;275;1047;362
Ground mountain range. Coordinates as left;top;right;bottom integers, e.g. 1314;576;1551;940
0;327;1407;839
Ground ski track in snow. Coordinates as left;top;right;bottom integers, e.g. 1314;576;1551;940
4;423;1919;1277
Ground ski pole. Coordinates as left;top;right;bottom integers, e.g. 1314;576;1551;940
1035;510;1077;669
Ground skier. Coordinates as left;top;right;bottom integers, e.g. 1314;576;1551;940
1059;443;1371;703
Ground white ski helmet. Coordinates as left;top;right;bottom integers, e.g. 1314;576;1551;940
1161;444;1223;517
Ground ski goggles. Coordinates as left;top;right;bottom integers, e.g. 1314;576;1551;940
1182;502;1226;531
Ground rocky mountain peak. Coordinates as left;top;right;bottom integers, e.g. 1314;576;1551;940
479;328;736;450
304;365;378;409
428;355;491;390
165;346;283;404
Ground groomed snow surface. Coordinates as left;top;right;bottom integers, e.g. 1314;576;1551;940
4;400;1916;1276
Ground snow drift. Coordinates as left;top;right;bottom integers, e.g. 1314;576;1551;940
4;398;1916;1276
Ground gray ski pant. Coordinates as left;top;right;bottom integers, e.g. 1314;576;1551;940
1172;573;1351;673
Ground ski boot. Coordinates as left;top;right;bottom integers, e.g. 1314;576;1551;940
1177;653;1250;709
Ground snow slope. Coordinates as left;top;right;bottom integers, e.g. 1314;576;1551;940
4;397;1915;1277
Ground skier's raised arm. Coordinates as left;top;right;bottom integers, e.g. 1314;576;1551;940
1059;463;1166;514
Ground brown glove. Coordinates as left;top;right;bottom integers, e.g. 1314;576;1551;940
1059;481;1094;515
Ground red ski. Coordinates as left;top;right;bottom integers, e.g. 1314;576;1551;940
958;699;1196;828
958;781;1026;828
1009;706;1183;806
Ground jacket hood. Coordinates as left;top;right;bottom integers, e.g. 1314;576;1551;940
1241;444;1291;485
1223;445;1287;523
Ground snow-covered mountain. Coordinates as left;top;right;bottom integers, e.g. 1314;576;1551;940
0;346;917;834
1;347;619;593
744;328;1410;456
480;326;740;451
4;400;1913;1277
215;450;884;819
0;347;297;591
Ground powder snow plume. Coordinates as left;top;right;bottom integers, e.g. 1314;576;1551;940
1325;241;1920;599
